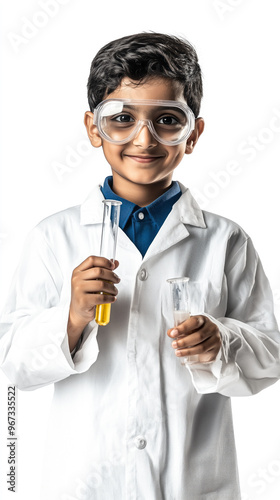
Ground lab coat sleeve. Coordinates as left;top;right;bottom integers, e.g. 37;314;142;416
186;236;280;396
0;226;99;390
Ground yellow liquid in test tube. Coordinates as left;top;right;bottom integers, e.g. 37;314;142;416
95;303;111;326
94;200;121;327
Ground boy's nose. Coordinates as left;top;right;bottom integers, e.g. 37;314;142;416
132;121;158;148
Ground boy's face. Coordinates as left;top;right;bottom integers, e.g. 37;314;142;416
85;77;204;199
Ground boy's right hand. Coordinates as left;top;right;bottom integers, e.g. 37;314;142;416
67;256;120;350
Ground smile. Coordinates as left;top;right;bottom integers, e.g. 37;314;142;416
124;154;165;164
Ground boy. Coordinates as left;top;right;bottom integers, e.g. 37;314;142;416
0;32;280;500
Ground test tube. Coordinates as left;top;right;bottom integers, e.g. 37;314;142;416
167;277;199;365
95;200;122;326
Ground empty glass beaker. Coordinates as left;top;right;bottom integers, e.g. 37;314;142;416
167;277;199;365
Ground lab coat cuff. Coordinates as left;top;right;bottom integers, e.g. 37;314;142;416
204;313;230;363
70;320;99;371
58;301;100;373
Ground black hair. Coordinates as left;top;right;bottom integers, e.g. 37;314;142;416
87;32;203;117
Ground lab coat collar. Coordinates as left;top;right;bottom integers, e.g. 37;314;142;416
80;182;206;229
142;182;206;260
80;185;106;225
176;182;206;228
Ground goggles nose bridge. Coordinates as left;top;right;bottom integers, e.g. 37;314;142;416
134;118;157;141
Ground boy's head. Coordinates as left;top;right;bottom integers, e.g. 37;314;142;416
87;32;203;118
84;33;205;203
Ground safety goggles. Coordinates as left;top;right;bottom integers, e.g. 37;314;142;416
93;99;195;146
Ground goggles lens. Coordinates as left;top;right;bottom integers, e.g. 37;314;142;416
93;99;195;145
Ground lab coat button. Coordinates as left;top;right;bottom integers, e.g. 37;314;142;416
139;269;148;281
134;436;147;449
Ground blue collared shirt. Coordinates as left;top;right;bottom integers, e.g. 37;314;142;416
101;176;181;257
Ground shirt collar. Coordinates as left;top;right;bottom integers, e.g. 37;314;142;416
145;181;181;228
80;179;206;229
100;176;181;230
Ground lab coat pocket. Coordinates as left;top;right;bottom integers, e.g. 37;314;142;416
160;276;227;328
161;279;205;324
188;277;228;317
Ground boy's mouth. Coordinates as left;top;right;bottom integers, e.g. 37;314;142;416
123;154;165;163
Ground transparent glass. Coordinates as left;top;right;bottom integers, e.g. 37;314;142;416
167;277;199;365
95;200;122;326
93;99;195;146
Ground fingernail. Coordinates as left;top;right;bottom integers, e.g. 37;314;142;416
171;329;178;338
172;341;178;348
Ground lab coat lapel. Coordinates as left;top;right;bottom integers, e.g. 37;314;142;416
80;185;143;256
143;184;206;261
80;185;105;225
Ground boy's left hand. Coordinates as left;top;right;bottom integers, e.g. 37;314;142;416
167;315;221;363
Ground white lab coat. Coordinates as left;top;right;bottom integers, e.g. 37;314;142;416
0;183;279;500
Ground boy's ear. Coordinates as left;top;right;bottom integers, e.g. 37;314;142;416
84;111;102;148
185;117;205;154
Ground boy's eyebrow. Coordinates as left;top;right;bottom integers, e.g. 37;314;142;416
121;104;186;115
122;104;137;111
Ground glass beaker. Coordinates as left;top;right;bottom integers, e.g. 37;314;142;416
167;277;199;365
95;200;122;326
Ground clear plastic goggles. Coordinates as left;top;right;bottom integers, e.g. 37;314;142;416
93;99;195;146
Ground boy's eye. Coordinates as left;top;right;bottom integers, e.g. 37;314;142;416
157;115;180;126
112;114;134;123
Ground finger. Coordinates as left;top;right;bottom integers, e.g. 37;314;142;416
172;332;211;350
171;323;219;349
83;292;117;308
75;256;115;272
167;315;206;339
175;333;221;358
79;280;119;296
111;260;119;270
177;315;206;335
81;267;120;284
77;293;116;313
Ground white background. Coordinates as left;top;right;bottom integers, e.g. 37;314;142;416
0;1;280;499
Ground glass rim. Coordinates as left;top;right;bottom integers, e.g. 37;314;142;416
102;199;122;206
166;277;189;284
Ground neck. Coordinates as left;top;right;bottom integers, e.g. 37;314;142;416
111;174;173;206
